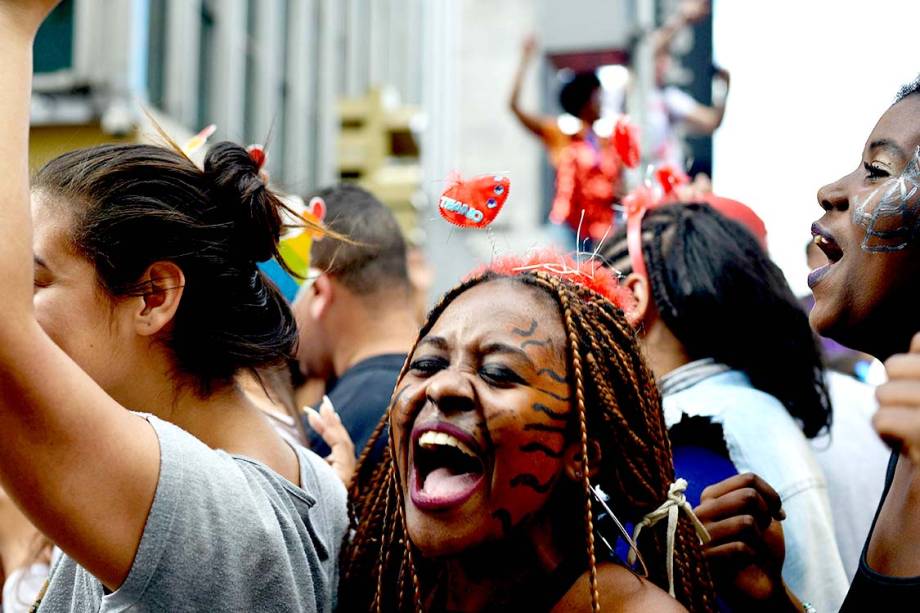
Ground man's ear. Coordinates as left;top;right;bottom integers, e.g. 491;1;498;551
562;439;602;482
623;272;652;329
309;273;334;320
134;261;185;336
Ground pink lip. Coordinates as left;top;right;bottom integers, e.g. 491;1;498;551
408;421;486;512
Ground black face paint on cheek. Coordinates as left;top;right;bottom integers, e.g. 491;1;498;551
492;509;513;537
534;387;571;403
520;441;565;458
854;146;920;252
531;402;568;421
389;383;417;437
536;367;566;384
510;473;556;493
523;423;568;435
520;337;553;350
391;383;412;408
511;319;538;337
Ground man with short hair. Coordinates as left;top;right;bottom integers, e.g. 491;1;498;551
293;184;418;458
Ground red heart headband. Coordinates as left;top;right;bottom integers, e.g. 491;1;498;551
625;165;767;279
469;248;636;312
624;163;690;279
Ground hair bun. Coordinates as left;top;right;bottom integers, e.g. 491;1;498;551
203;141;282;264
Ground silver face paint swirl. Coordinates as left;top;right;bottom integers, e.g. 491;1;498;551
853;145;920;253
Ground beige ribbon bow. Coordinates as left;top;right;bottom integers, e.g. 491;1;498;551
626;478;712;597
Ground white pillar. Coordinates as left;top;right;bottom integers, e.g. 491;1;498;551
164;0;202;127
283;0;316;190
207;0;247;140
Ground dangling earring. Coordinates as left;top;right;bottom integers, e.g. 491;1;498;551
590;485;649;577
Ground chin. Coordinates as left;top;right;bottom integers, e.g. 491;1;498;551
408;520;476;559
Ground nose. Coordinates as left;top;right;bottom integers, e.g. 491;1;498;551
817;174;850;212
425;368;476;415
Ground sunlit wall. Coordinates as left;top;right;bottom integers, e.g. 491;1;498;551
713;0;920;295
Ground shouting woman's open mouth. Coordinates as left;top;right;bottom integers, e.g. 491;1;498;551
409;422;486;511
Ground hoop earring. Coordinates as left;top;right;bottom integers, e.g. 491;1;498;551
590;485;649;577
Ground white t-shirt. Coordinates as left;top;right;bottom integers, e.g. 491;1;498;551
810;371;889;581
645;85;701;169
3;563;49;613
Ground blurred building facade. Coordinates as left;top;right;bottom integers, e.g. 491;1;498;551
30;0;427;215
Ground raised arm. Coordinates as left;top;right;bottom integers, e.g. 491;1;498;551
0;2;160;590
509;35;549;139
680;67;730;134
652;0;710;59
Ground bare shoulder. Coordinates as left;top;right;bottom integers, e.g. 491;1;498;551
552;562;687;613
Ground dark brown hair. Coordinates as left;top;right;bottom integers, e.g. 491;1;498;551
309;184;411;297
602;204;831;438
33;141;304;393
340;270;717;612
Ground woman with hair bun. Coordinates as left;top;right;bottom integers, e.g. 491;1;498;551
0;3;345;611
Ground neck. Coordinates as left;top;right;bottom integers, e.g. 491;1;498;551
331;299;417;377
437;504;578;611
108;353;298;481
639;318;692;379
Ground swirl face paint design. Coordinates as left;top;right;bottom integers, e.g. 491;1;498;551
853;145;920;253
392;280;574;554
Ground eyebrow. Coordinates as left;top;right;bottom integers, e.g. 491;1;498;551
418;336;449;351
481;342;535;367
33;255;50;270
868;139;908;161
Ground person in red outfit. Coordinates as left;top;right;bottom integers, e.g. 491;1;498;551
509;37;624;248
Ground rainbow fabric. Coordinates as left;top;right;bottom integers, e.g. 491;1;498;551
258;197;326;302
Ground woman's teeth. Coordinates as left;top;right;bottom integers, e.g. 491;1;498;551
418;431;477;459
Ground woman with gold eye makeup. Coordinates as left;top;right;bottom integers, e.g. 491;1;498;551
339;254;718;612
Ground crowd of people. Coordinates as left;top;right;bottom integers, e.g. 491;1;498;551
1;0;920;611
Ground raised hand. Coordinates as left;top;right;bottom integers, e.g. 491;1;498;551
306;396;357;487
694;473;802;612
874;332;920;465
521;34;538;61
678;0;710;24
0;0;61;35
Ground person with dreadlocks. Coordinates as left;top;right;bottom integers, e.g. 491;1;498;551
339;251;718;612
601;204;847;611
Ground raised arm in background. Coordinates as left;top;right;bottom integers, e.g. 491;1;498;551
509;35;549;139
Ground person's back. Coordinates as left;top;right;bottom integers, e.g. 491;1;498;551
41;421;346;611
603;203;847;611
293;185;418;459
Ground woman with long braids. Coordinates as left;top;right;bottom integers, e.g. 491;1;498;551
339;254;717;612
0;4;346;611
601;203;847;611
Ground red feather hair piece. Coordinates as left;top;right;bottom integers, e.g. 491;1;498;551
468;249;635;313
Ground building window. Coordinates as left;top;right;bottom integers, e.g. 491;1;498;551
34;0;76;75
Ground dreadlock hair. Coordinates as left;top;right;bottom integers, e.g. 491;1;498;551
603;203;831;438
340;269;717;612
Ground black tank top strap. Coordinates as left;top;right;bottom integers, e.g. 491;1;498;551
840;449;920;610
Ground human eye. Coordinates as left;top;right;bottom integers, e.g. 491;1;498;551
864;161;891;181
408;356;447;376
480;364;526;386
